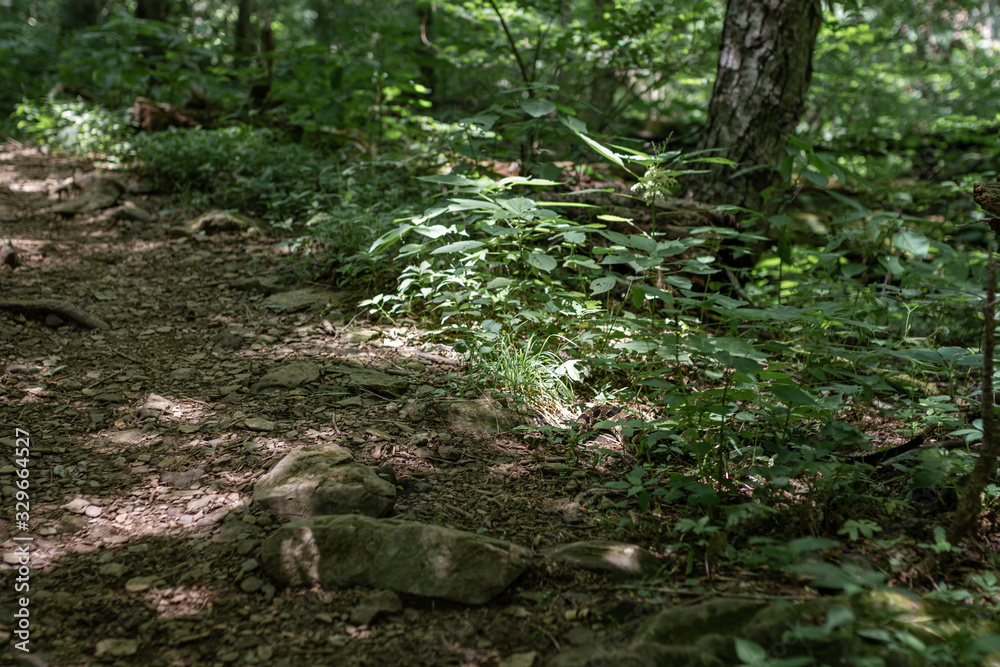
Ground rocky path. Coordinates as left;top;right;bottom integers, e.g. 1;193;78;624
0;142;672;667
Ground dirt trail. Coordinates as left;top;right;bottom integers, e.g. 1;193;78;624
0;142;643;666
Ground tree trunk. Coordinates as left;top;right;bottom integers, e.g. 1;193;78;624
589;0;621;131
687;0;823;219
135;0;170;22
235;0;255;57
58;0;103;32
946;254;999;545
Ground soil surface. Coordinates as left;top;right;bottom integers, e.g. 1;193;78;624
0;142;672;666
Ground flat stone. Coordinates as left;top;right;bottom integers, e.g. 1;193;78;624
245;418;276;431
543;541;662;580
263;288;348;313
438;398;523;435
161;468;205;488
252;443;395;519
254;361;321;391
333;365;408;397
64;498;91;514
260;514;531;605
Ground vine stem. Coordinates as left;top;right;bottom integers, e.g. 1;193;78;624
487;0;530;86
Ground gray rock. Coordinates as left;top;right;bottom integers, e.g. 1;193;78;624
255;361;321;391
110;202;152;223
334;365;408;397
140;393;174;418
64;498;91;514
187;210;258;234
438;398;524;435
94;638;138;658
500;652;540;667
211;330;244;351
400;400;426;422
161;468;205;488
263;288;348;312
543;541;662;580
245;418;276;432
260;514;531;605
240;576;263;593
349;590;403;625
549;598;767;667
170;367;197;380
232;276;283;293
252;443;395;519
339;395;364;407
51;171;124;214
340;329;380;344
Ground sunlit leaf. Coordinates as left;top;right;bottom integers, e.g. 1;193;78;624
521;98;556;117
892;230;930;258
431;240;484;254
526;252;557;272
590;276;616;294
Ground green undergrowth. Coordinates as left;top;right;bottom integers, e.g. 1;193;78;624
359;120;1000;649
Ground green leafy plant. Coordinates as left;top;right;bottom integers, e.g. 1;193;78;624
14;100;132;156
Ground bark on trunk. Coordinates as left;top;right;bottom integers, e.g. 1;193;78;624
135;0;170;22
58;0;103;32
687;0;823;219
235;0;255;57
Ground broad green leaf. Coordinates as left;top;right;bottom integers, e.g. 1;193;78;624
447;198;500;212
802;169;829;187
823;605;856;632
414;224;453;239
559;115;587;133
891;348;944;365
892;230;930;258
461;113;499;130
968;635;1000;656
714;351;764;375
619;340;657;353
787;537;839;553
692;156;737;165
431;240;485;254
655;240;687;257
599;230;631;245
497;176;560;187
825;188;868;211
498;197;537;215
575;132;624;167
664;275;692;289
772;384;817;406
416;174;473;186
628;235;656;252
590;276;616;295
521;98;556;117
733;639;767;664
768;213;794;227
937;347;972;363
786;135;812;151
602;254;638;265
526;252;557;272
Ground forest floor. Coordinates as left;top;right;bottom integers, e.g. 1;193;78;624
2;141;999;667
0;141;687;667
